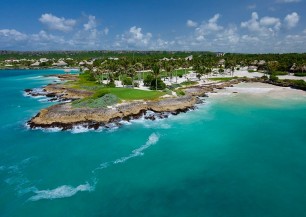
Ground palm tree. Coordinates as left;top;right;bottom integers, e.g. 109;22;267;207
127;66;137;88
165;64;173;83
116;66;125;86
134;62;143;83
152;64;160;90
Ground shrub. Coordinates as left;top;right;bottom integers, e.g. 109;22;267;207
269;74;279;82
175;89;185;96
180;81;198;86
294;73;306;77
122;76;132;85
261;75;269;80
79;71;96;82
163;88;172;95
134;82;139;87
92;89;111;98
144;74;154;86
72;94;119;108
106;81;116;88
150;78;166;90
167;84;182;90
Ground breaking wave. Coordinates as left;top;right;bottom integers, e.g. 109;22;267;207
29;182;95;201
113;133;159;164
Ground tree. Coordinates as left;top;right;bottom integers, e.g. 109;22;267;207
165;64;173;82
127;67;136;87
152;64;161;91
267;61;280;74
134;62;143;81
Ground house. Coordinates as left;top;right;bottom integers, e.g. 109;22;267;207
251;60;258;65
216;52;225;57
52;61;68;67
40;58;49;63
185;55;193;61
218;59;225;68
248;66;258;71
108;57;119;61
79;61;86;66
258;60;266;66
30;61;40;67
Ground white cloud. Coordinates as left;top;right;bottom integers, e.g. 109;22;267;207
0;29;27;41
276;0;301;3
206;14;223;31
84;15;97;31
186;20;198;28
241;12;261;32
120;26;152;48
194;14;223;41
103;27;109;35
0;29;28;49
241;12;281;36
39;13;76;32
260;17;281;29
284;12;299;29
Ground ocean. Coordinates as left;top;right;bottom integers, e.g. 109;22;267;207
1;69;306;217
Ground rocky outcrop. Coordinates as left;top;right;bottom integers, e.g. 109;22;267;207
25;84;93;101
27;78;256;130
183;79;241;96
27;96;197;130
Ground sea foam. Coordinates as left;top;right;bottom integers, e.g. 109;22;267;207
113;133;159;164
29;182;95;201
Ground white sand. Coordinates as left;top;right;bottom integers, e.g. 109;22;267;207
208;82;306;102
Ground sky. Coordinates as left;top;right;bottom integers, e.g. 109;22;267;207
0;0;305;53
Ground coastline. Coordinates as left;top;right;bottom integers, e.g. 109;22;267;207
26;76;243;130
25;73;306;131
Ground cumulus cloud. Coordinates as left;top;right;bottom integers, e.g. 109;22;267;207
284;12;299;29
241;12;281;36
120;26;152;48
194;14;223;41
39;13;76;32
0;29;27;41
0;29;28;49
84;15;97;31
186;20;198;28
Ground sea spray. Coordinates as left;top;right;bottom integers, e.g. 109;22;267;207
28;182;95;201
92;133;160;173
113;133;160;164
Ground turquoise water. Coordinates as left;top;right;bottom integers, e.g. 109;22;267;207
1;70;306;217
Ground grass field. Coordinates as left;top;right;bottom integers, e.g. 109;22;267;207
208;77;238;82
93;88;164;100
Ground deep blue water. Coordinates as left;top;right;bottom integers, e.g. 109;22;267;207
1;70;306;217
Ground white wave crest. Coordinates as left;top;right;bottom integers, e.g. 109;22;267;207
113;133;159;164
42;127;63;133
70;125;90;134
29;182;95;201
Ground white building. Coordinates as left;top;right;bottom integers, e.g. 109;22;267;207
30;61;40;67
52;61;68;67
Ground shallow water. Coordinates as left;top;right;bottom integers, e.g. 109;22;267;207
1;70;306;217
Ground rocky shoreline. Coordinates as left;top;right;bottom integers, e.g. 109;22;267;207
25;77;254;131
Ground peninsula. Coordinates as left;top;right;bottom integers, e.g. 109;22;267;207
16;52;306;130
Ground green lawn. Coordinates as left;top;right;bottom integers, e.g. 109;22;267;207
180;81;199;86
94;88;164;100
209;77;238;82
